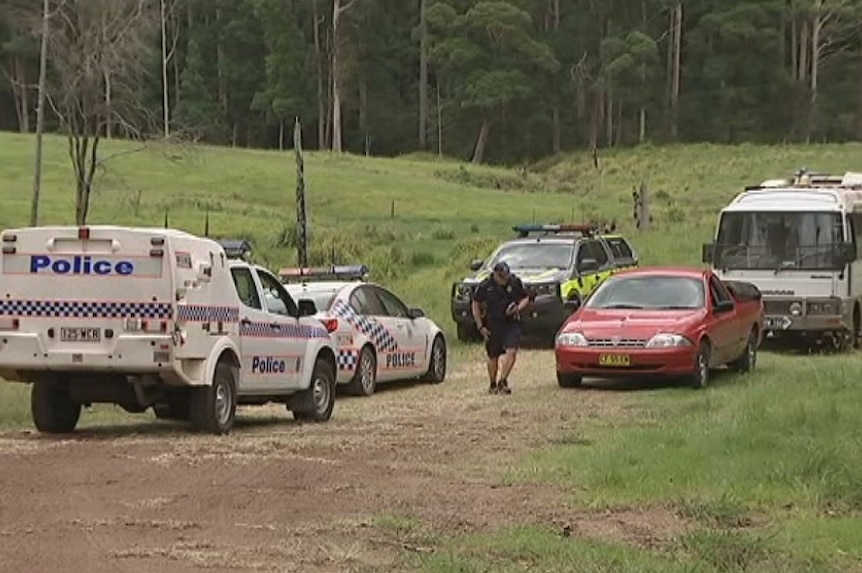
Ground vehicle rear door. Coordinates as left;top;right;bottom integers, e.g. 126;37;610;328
371;285;426;377
707;276;741;363
342;286;397;382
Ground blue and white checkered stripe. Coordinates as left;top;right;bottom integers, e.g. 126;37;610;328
177;305;240;323
337;349;358;371
0;299;171;319
331;299;399;352
239;321;329;339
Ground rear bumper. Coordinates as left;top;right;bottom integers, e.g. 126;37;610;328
763;297;853;334
555;346;698;377
0;332;177;381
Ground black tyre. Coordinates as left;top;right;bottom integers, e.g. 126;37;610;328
345;345;377;397
293;358;336;423
731;329;758;373
31;381;81;434
423;335;447;384
689;342;711;389
557;372;582;388
190;362;237;435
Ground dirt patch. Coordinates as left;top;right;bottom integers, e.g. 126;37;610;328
0;350;689;572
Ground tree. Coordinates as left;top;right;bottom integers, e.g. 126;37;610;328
30;0;49;226
331;0;359;152
46;0;156;225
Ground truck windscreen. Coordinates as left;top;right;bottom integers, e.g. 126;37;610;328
714;211;844;271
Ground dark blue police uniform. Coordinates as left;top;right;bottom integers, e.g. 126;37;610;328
472;273;528;358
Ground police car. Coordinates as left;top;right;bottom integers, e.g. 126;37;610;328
450;223;638;342
0;226;338;435
279;265;447;396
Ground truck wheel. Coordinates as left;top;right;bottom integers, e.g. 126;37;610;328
293;358;336;423
190;363;237;435
689;342;711;389
31;380;81;434
557;372;582;388
422;335;447;384
345;346;376;396
731;329;758;373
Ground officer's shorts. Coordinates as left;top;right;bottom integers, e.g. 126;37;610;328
485;322;521;359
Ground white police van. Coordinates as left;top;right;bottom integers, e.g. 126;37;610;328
703;170;862;350
0;225;338;434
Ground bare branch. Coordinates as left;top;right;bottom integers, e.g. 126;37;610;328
338;0;358;15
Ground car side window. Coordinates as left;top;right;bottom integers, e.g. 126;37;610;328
350;286;387;316
230;268;263;310
589;240;611;267
709;277;732;306
374;287;409;318
606;237;635;261
256;269;298;317
577;240;608;268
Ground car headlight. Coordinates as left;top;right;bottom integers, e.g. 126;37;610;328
530;283;558;297
556;331;588;347
789;301;803;316
645;333;693;348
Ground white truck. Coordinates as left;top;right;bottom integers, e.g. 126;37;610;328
0;225;338;434
702;170;862;351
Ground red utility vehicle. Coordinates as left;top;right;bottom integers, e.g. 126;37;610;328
554;267;764;389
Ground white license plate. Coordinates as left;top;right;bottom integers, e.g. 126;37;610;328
60;327;101;342
764;316;790;330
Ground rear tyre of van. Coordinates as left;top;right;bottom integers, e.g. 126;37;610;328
190;362;237;435
31;380;81;434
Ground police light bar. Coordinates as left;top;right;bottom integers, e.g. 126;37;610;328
512;223;598;238
216;239;253;259
278;264;369;282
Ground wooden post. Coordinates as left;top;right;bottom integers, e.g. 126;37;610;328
295;118;309;267
390;199;395;219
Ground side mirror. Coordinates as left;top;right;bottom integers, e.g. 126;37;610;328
297;299;317;317
702;243;714;264
841;241;857;264
407;307;425;319
713;299;734;314
577;258;600;274
469;259;484;271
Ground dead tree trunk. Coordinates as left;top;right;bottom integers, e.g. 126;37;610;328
471;118;491;164
418;0;428;150
30;0;50;226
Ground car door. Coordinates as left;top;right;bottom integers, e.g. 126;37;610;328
230;266;277;392
574;240;608;295
254;268;305;391
369;286;426;378
345;286;398;383
707;276;740;364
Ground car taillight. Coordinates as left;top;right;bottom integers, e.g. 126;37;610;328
124;319;168;333
78;227;90;240
321;318;338;333
0;318;19;331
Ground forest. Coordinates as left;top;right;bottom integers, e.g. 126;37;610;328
1;0;861;165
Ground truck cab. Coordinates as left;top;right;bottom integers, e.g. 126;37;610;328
0;226;337;435
702;170;862;351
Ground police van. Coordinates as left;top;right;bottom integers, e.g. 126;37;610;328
0;225;338;434
703;170;862;350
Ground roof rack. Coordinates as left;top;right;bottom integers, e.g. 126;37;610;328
278;264;369;283
512;223;600;238
746;168;862;191
216;239;253;260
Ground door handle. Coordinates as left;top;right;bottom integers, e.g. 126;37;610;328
240;318;251;325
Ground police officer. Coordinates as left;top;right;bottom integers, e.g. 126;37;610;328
471;261;530;395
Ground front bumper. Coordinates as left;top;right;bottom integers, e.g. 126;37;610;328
762;297;852;334
451;294;576;335
555;346;698;378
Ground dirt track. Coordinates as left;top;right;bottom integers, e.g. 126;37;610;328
0;350;686;572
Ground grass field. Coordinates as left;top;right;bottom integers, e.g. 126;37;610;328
1;131;861;571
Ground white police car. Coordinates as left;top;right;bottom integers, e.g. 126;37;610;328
279;265;447;396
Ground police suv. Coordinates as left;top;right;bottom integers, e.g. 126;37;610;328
0;226;338;435
450;224;638;342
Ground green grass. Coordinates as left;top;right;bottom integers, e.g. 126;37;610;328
3;132;862;570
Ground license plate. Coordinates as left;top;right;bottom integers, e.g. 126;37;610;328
764;316;791;330
60;327;101;342
598;353;631;367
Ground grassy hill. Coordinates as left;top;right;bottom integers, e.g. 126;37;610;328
4;131;862;332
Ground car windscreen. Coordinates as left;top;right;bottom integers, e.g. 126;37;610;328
585;275;705;310
488;242;574;270
713;211;844;271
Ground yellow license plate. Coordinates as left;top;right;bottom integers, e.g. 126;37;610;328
598;354;631;367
